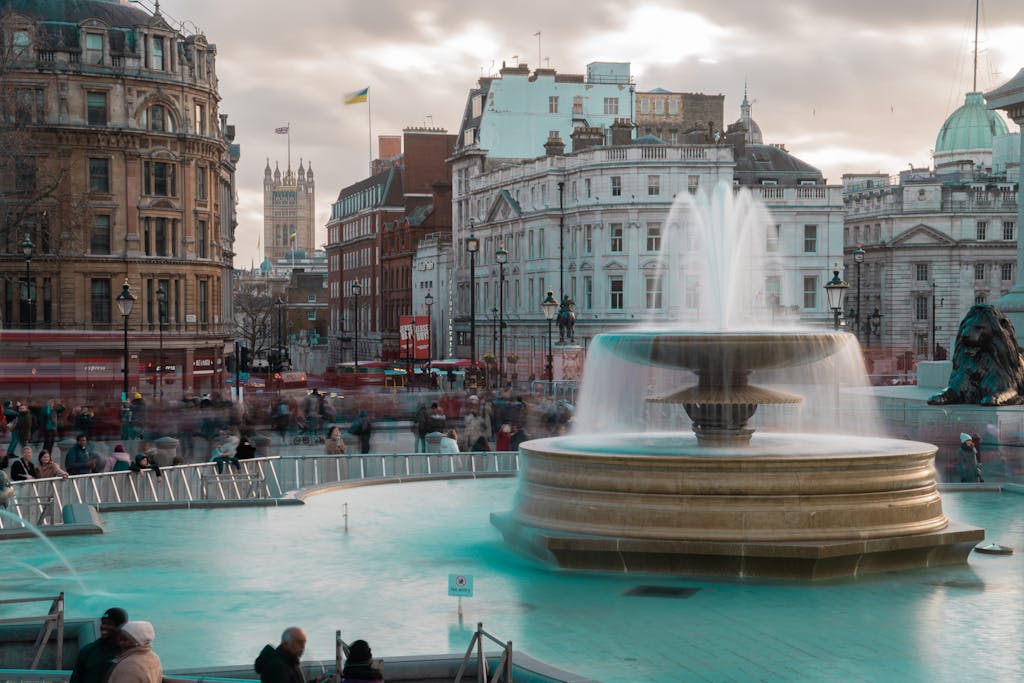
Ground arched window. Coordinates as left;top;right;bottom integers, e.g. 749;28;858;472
141;104;175;132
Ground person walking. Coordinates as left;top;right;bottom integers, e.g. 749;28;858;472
69;607;129;683
107;620;162;683
348;412;373;454
255;626;328;683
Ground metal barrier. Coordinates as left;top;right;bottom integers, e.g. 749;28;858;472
0;594;65;670
3;452;519;529
455;622;513;683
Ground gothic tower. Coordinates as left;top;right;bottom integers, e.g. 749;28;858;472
263;158;316;262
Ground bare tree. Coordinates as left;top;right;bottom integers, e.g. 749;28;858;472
233;283;276;365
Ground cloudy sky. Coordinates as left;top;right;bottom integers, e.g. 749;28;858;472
159;0;1024;268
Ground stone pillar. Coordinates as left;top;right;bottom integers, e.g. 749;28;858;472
987;69;1024;343
153;436;179;465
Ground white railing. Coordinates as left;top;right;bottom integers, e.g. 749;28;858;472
2;452;519;530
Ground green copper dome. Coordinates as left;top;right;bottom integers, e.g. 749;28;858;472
935;92;1009;153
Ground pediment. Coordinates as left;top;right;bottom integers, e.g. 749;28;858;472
485;190;522;222
640;260;661;270
890;223;956;247
603;260;627;271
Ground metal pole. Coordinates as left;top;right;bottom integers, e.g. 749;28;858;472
122;311;129;400
469;250;476;365
558;181;565;301
546;317;554;386
25;250;31;330
856;260;862;343
931;281;936;360
353;292;359;370
498;261;505;386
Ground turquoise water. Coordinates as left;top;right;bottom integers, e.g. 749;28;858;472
1;480;1022;682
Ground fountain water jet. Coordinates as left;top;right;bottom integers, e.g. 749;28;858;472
492;183;984;579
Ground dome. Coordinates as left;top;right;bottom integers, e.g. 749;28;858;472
259;257;273;273
935;92;1009;153
1;0;152;26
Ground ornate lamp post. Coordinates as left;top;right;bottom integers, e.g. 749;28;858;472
424;291;434;361
823;264;849;331
541;290;559;390
156;286;167;403
21;234;33;329
351;281;361;370
853;244;865;342
495;242;507;384
466;232;479;365
115;279;135;402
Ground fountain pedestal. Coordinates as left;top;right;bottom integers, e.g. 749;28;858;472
492;433;984;579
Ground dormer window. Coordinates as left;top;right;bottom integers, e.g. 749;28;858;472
12;30;30;60
85;33;103;65
152;36;165;70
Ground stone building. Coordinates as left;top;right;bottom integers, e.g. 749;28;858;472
635;88;724;143
263;158;315;263
0;0;239;402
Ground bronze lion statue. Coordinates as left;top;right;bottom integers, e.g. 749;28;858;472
928;304;1024;406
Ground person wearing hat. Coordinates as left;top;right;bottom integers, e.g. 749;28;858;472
957;433;983;483
108;620;161;683
255;626;329;683
341;639;383;682
69;607;129;683
129;452;162;480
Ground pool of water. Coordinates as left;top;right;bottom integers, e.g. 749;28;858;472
1;480;1022;682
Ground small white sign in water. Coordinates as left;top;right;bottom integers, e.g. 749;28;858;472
447;573;474;597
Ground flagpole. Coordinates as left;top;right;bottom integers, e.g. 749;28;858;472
367;92;372;175
287;121;291;173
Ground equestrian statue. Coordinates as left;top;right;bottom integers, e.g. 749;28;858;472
557;295;576;344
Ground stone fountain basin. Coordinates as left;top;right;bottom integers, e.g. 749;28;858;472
601;330;847;374
509;432;951;543
493;432;984;578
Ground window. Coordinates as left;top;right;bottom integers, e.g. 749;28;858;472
14;157;36;192
611;176;621;197
645;276;663;309
639;98;650;114
915;333;929;355
197;220;207;258
87;91;107;125
91;279;111;324
648;175;660;196
144;105;173;132
85;33;103;64
669;99;679;114
609;223;623;252
471;95;482;118
654;98;664;114
143;161;176;197
915;264;928;281
603;97;618;115
1004;222;1016;241
14;88;44;124
12;30;29;59
307;295;317;304
194;103;206;135
766;224;780;252
583;276;593;310
196;165;208;201
90;215;111;254
610;277;624;309
688;175;699;194
975;263;986;280
307;310;317;321
463;128;475;146
548;96;558;113
1002;263;1014;281
584;178;591;198
977;221;987;240
646;222;661;251
198;280;208;323
152;36;165;70
89;158;110;193
154;218;167;257
975;292;987;304
573;95;582;115
584;225;592;254
915;296;928;320
802;276;818;309
803;225;817;253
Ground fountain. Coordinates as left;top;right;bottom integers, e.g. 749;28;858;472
492;183;984;579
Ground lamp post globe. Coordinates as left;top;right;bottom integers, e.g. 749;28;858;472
115;279;136;402
541;290;559;389
466;232;479;366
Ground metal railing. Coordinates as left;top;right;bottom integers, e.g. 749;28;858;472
2;452;519;529
0;594;65;670
455;623;514;683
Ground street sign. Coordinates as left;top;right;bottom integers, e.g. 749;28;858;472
447;573;474;597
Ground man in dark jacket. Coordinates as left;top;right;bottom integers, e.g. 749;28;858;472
65;434;99;475
69;607;129;683
255;626;326;683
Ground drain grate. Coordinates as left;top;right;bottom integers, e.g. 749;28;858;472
624;585;700;599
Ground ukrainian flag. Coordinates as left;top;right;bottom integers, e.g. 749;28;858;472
344;87;369;105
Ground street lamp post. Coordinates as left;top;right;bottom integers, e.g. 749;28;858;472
542;290;559;391
931;281;938;360
823;263;849;331
424;291;434;361
115;279;135;402
466;232;479;366
495;242;507;384
853;244;865;342
491;306;498;386
21;234;33;329
156;286;167;404
351;281;361;370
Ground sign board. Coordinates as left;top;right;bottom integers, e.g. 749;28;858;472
447;573;474;597
399;315;430;360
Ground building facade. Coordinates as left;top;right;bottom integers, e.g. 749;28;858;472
842;89;1019;369
0;0;239;402
635;88;724;143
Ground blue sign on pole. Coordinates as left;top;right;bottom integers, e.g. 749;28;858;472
447;573;474;597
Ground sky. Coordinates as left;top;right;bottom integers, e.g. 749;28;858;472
154;0;1024;269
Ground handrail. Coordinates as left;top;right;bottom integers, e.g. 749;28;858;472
3;452;519;529
0;593;64;670
454;622;513;683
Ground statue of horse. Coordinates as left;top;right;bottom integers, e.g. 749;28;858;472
557;296;576;344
